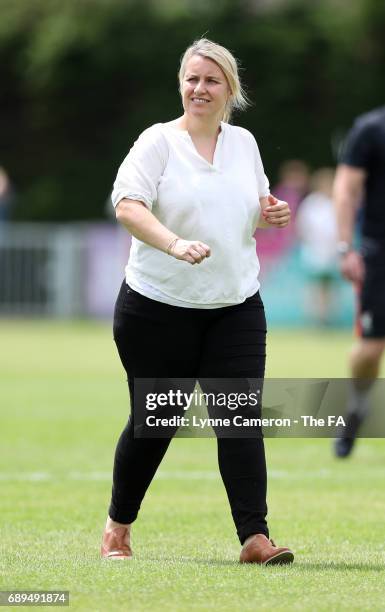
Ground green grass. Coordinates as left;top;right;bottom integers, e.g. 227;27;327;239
1;321;385;611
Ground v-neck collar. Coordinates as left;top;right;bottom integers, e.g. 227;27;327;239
166;121;225;169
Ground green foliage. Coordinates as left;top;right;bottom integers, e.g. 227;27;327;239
1;0;384;220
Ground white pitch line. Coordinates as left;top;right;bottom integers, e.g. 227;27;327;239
0;470;219;482
0;468;374;482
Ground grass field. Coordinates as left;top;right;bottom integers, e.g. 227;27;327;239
1;320;385;611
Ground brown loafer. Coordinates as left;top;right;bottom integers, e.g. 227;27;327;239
240;534;294;565
101;526;133;559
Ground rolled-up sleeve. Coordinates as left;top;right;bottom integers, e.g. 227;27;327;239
111;124;168;210
243;129;270;198
254;140;270;198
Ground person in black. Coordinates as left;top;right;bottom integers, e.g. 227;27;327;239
333;106;385;457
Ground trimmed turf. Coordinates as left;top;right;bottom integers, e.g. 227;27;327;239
1;320;384;611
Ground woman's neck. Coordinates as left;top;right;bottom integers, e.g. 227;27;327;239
177;114;222;138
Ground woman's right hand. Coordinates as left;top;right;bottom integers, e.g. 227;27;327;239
170;239;211;265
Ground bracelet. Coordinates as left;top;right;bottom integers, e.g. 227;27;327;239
166;237;179;256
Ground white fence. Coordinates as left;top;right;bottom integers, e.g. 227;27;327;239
0;223;130;317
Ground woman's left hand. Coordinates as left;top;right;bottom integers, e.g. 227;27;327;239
262;194;291;228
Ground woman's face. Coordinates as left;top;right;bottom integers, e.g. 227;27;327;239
181;55;230;122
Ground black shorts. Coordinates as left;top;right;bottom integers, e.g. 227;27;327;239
357;241;385;338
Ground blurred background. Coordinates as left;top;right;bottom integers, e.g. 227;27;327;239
1;0;385;324
2;5;385;604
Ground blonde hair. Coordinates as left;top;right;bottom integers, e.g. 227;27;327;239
178;38;250;123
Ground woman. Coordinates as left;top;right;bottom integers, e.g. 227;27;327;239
101;38;293;565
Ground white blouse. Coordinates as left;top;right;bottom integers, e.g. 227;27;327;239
111;121;270;308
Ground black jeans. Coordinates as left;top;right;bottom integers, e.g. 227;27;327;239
109;281;268;544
